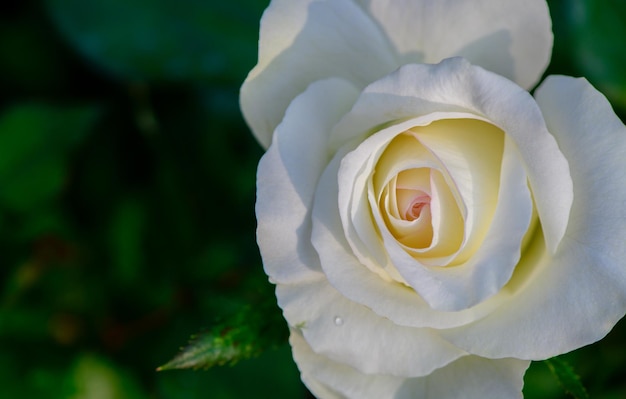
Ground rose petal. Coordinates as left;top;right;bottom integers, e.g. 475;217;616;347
372;131;464;261
409;118;505;262
357;0;552;89
313;137;509;329
340;118;439;282
340;114;472;282
373;136;532;311
291;329;530;399
257;78;360;284
334;112;533;310
331;58;573;254
278;278;466;377
291;329;404;398
241;0;397;147
242;0;553;147
382;170;434;249
441;76;626;359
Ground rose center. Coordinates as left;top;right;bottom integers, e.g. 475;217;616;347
403;192;431;221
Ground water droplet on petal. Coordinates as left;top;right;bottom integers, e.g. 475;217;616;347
334;316;343;326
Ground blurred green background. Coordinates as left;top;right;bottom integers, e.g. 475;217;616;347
0;0;624;398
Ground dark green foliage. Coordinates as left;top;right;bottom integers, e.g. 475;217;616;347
0;104;99;211
545;0;626;116
44;0;269;84
0;0;303;397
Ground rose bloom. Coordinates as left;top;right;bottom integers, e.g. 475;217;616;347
241;0;626;398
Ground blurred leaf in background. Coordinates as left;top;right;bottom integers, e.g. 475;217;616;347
0;104;99;212
45;0;266;84
567;0;626;111
0;0;624;398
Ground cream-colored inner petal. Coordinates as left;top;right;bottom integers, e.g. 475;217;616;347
372;118;504;268
382;169;433;249
412;119;504;265
396;169;431;221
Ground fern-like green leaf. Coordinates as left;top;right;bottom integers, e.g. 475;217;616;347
544;357;590;399
157;300;287;371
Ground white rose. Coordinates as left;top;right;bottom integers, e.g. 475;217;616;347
241;1;626;398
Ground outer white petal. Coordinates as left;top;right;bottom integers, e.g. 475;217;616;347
277;278;465;377
291;330;530;399
331;58;572;254
242;0;553;147
357;0;552;89
257;78;360;284
241;0;397;147
441;76;626;359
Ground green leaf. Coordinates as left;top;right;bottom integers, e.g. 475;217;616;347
156;344;305;399
45;0;269;83
544;357;590;399
0;104;99;211
157;300;288;371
